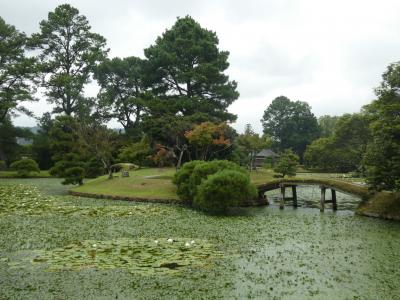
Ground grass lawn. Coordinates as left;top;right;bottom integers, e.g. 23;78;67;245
72;167;368;203
0;170;52;178
72;168;179;201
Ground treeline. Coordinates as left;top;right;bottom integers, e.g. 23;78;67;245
0;4;399;191
304;66;400;191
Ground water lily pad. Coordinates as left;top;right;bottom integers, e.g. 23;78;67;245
0;184;173;217
23;238;223;275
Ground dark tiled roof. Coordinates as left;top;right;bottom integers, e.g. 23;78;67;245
255;149;279;158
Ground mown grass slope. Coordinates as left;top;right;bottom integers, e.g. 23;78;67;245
71;168;178;202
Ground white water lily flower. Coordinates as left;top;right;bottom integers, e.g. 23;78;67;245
154;240;159;244
167;238;173;243
190;240;195;245
92;244;97;248
185;242;191;247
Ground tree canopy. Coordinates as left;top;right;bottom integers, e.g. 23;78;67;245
144;16;239;123
261;96;320;159
32;4;108;115
0;16;37;124
236;124;271;170
95;56;148;137
304;113;371;172
363;61;400;190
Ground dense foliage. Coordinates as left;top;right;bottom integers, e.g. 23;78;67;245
1;4;399;193
32;4;108;116
261;96;320;160
117;136;152;167
144;16;239;123
95;56;148;138
173;160;206;204
173;160;255;213
363;62;400;190
304;113;371;173
194;170;257;213
10;158;40;177
0;17;37;124
274;149;299;178
236;124;271;170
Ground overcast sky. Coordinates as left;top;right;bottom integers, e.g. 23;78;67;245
2;0;400;133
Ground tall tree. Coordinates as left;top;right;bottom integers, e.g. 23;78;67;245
304;113;371;172
0;117;30;164
363;61;400;190
184;122;231;161
77;122;119;179
49;115;85;182
95;56;148;137
32;4;108;115
144;16;239;123
236;124;271;170
0;17;37;124
318;115;339;137
31;112;54;170
274;149;299;178
261;96;320;160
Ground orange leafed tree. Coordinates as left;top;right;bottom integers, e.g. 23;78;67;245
184;122;231;160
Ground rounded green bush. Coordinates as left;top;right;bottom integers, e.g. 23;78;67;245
173;160;206;204
188;160;246;202
10;158;40;177
63;167;85;185
194;170;257;214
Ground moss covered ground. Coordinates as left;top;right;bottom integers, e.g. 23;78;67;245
1;178;400;299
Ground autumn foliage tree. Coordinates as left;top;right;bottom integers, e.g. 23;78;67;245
184;122;231;160
236;124;271;170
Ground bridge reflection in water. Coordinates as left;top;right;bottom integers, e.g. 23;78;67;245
257;182;364;211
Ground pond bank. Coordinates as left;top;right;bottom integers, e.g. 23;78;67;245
356;191;400;221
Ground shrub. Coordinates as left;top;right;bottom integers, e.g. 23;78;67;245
118;136;152;167
188;160;246;202
85;158;105;178
194;170;257;214
63;167;85;185
10;158;40;177
152;144;175;167
173;160;247;205
173;160;206;204
274;150;299;178
0;160;6;171
50;153;85;177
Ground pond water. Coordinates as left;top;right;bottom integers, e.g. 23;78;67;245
266;185;361;211
0;179;399;299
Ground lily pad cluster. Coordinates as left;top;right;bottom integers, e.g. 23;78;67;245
30;238;222;275
0;184;54;214
0;184;173;216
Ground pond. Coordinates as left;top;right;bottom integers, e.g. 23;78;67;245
266;185;362;211
0;179;399;299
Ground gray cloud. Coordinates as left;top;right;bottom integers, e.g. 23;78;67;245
2;0;400;133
